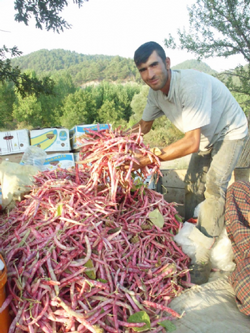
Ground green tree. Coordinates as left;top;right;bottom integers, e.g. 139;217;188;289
1;1;89;98
0;82;16;129
12;70;77;128
129;85;149;126
98;100;119;124
14;0;88;33
60;89;98;129
164;0;250;104
0;46;55;98
13;93;43;128
51;72;77;118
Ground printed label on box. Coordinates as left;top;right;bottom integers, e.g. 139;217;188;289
30;128;70;152
0;130;30;155
41;153;75;171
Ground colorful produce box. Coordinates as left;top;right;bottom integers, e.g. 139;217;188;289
70;124;110;150
0;130;30;155
30;128;70;152
41;152;75;171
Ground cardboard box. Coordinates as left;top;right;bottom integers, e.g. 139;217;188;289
70;124;110;150
0;129;30;155
41;152;75;171
30;128;70;152
0;153;24;164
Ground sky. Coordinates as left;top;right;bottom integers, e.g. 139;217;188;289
0;0;247;72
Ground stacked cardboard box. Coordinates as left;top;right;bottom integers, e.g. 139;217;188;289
0;125;111;171
0;128;75;171
42;152;75;171
29;128;74;171
0;129;30;164
30;128;71;152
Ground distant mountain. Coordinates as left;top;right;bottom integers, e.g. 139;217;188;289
10;49;217;86
11;49;114;73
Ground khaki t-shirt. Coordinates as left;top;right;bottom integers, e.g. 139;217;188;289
142;69;248;151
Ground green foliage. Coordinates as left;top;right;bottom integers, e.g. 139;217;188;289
231;91;250;122
14;0;88;33
0;46;55;98
13;93;43;127
10;49;221;88
98;100;119;123
12;71;77;128
165;0;250;62
217;64;250;113
129;85;149;126
60;89;98;129
10;50;140;86
0;82;16;129
59;81;141;129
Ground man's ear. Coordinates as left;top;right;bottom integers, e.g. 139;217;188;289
166;57;171;69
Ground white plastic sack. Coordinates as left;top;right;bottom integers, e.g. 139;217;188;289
0;161;39;211
174;222;214;264
174;222;197;262
174;222;235;271
210;227;236;271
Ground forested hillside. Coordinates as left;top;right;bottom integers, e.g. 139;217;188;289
10;49;216;87
1;49;247;149
10;49;141;86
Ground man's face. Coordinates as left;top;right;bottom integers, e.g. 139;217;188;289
137;51;169;92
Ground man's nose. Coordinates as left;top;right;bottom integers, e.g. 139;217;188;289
147;67;155;79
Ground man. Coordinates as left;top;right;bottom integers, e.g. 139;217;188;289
131;41;249;284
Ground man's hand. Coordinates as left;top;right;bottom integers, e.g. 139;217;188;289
132;151;152;170
123;149;152;171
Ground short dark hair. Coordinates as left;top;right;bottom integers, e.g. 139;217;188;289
134;41;167;66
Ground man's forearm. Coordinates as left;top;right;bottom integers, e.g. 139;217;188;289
131;119;153;135
158;130;200;161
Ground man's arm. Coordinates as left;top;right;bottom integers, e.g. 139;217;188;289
159;128;201;161
130;119;154;135
134;128;201;168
